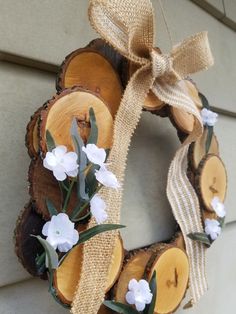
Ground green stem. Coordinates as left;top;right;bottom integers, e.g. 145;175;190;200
60;181;69;192
62;178;75;212
72;211;91;222
36;252;46;266
70;184;103;220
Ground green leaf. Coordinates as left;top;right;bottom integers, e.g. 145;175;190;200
144;271;157;314
33;235;59;269
46;198;58;217
199;93;210;109
87;107;98;145
46;130;56;152
103;301;139;314
187;232;211;247
71;118;89;201
205;126;213;154
77;224;126;245
218;217;225;228
85;164;99;197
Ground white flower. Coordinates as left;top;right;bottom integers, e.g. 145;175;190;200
90;194;108;224
43;145;78;181
125;278;153;312
42;213;79;252
204;219;221;241
95;168;120;189
201;108;218;126
82;144;106;167
211;196;226;218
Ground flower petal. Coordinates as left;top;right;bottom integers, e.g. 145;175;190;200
57;242;73;253
44;152;57;168
53;145;67;158
72;229;79;245
128;279;138;291
42;221;50;236
53;168;66;181
125;291;135;305
135;301;146;312
95;168;120;189
82;144;106;166
66;168;79;177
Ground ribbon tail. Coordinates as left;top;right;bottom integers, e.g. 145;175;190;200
152;80;207;303
71;65;153;314
167;145;208;304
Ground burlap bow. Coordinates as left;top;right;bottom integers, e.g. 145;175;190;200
72;1;214;313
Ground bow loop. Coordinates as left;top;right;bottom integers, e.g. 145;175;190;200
151;50;181;84
89;0;154;64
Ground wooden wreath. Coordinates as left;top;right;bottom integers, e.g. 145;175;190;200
14;37;227;314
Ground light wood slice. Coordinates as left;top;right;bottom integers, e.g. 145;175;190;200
189;128;219;170
115;249;153;303
14;202;46;277
146;246;189;314
40;87;114;155
180;80;202;109
56;40;123;117
170;79;202;134
54;235;124;306
171;232;185;251
170;107;195;134
29;158;78;220
196;154;227;211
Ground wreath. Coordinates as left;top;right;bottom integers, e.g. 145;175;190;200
14;1;227;313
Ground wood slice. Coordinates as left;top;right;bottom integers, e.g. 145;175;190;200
169;79;202;135
180;79;202;110
170;107;195;135
171;232;185;251
54;235;124;306
29;158;78;220
146;246;189;314
40;87;114;155
189;129;219;170
196;154;227;212
25;106;42;158
14;202;46;278
115;249;153;304
56;39;124;117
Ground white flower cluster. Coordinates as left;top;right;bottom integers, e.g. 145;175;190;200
43;146;78;181
204;197;226;241
42;143;120;252
201;108;218;126
125;278;153;311
42;213;79;252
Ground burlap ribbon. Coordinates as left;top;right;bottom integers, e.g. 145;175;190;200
71;0;214;313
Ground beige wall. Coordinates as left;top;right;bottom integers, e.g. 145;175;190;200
0;0;235;313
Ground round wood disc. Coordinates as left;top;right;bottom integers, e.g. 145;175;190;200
180;79;202;109
29;158;78;220
54;235;124;305
56;42;123;117
170;107;195;134
115;249;153;303
40;87;114;155
25;106;42;158
14;202;46;277
189;129;219;170
196;154;227;211
147;247;189;314
170;79;203;135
